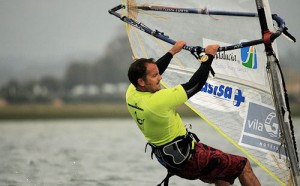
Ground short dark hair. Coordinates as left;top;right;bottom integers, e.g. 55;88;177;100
128;58;155;87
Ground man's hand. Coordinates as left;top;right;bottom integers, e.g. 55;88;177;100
205;45;220;56
168;40;186;56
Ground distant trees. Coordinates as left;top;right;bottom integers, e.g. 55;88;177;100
0;78;58;103
0;35;132;104
64;62;94;89
64;35;132;89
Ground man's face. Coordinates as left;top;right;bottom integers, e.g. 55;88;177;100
139;63;162;93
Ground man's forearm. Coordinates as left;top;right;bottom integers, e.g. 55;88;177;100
156;52;173;75
181;54;214;98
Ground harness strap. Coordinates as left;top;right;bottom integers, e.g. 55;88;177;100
189;131;200;142
145;142;155;159
157;171;174;186
145;130;200;186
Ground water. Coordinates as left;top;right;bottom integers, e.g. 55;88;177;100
0;118;299;186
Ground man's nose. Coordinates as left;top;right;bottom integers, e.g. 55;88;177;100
158;74;162;80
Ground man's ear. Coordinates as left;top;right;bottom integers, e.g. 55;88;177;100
137;78;145;87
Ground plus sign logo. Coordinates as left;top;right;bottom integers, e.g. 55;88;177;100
201;82;245;107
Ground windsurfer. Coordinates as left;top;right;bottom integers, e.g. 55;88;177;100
126;40;261;186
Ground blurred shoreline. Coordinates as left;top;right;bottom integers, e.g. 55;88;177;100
0;103;198;120
0;103;299;120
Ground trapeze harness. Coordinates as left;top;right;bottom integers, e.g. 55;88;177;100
145;130;200;186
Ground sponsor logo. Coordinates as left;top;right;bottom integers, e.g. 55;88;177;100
246;111;279;138
244;102;279;139
214;42;258;70
239;102;285;155
200;82;245;107
215;51;237;62
241;44;257;69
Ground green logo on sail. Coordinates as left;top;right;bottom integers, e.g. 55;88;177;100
241;45;257;69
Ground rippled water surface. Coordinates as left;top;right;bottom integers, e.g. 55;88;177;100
0;118;299;186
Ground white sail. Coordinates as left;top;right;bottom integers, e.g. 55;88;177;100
115;0;299;185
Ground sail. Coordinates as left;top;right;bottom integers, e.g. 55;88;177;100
113;0;299;185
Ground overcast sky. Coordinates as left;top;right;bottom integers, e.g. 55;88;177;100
0;0;298;65
0;0;123;63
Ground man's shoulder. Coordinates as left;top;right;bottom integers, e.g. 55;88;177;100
155;85;185;95
152;85;187;106
126;84;136;94
126;84;151;102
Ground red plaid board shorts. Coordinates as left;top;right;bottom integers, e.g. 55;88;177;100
175;142;247;184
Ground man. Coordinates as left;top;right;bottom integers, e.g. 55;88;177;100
126;41;260;186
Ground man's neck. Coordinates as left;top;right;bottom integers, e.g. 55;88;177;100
137;86;147;92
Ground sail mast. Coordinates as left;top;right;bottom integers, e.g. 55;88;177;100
255;0;300;185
